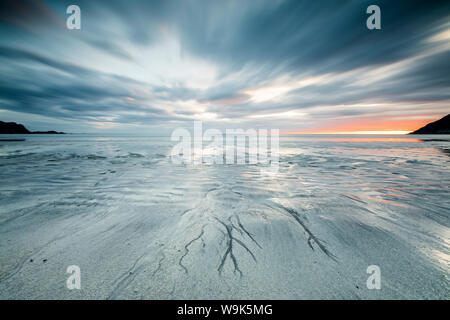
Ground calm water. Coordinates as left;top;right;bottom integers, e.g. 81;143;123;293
0;134;449;299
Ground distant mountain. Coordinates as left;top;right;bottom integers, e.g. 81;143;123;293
0;121;65;134
409;114;450;134
0;121;30;134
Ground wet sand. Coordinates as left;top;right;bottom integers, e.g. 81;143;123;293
0;135;448;299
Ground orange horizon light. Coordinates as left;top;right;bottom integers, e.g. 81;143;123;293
282;114;445;135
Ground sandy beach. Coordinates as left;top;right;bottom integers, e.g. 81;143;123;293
0;134;448;299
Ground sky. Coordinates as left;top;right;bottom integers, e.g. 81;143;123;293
0;0;449;134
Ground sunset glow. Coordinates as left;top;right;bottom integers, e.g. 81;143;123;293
283;115;445;135
0;1;448;135
283;131;412;135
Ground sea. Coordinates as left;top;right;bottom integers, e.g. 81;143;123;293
0;134;448;299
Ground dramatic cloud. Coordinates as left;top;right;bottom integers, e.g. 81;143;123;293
0;0;449;133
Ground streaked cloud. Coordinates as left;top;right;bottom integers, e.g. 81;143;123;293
0;0;449;133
